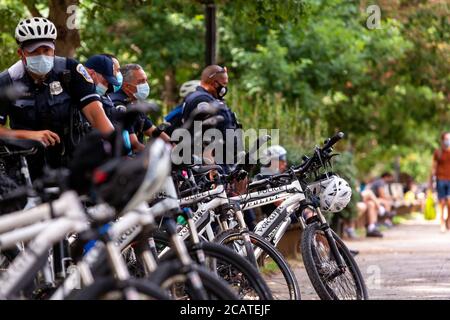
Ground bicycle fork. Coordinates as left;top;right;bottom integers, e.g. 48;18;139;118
315;208;347;276
165;219;208;300
232;208;259;269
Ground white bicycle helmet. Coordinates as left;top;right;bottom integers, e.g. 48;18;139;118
260;145;287;165
179;80;200;98
309;175;352;213
15;17;57;43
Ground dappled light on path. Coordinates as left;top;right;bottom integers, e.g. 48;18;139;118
291;217;450;300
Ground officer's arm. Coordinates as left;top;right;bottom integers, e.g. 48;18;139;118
129;133;145;152
82;101;114;135
144;126;171;143
0;126;60;146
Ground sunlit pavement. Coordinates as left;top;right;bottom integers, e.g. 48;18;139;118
287;216;450;300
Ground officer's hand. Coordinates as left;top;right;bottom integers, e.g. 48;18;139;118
26;130;61;147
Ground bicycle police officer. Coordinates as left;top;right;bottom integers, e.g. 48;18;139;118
0;18;114;179
182;65;242;171
109;63;170;152
85;54;123;127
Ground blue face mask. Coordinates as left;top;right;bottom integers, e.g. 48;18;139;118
113;72;123;92
134;82;150;101
25;55;54;76
96;83;108;96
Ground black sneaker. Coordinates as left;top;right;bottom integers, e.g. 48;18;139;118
349;249;359;257
366;229;383;238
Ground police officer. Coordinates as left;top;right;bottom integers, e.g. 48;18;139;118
0;18;114;179
109;63;170;152
99;53;123;93
182;65;242;169
164;80;200;137
85;54;123;127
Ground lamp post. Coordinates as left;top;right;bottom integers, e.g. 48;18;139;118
204;1;216;66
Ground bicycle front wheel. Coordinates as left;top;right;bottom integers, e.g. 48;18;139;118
215;229;301;300
301;222;368;300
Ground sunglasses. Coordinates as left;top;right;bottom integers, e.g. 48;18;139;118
208;66;228;79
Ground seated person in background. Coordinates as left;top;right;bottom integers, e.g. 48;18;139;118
360;189;384;237
369;172;395;227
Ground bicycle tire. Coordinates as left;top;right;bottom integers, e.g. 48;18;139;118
215;229;301;300
148;260;238;300
152;231;273;300
66;277;170;300
301;222;369;300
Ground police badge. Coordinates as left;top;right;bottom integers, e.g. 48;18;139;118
49;81;63;96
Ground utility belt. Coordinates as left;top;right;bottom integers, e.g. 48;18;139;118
40;108;91;167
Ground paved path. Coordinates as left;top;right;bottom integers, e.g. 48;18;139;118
283;217;450;300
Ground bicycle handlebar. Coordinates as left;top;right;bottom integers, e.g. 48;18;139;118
292;132;345;175
323;132;344;151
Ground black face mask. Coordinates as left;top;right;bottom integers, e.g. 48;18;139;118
215;82;228;99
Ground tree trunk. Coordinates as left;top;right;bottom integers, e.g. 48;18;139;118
163;67;177;107
48;0;81;58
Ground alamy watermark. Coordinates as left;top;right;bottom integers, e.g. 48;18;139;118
170;123;280;166
366;264;382;290
66;5;80;30
366;5;382;30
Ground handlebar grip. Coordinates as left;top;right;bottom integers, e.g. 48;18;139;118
323;132;344;151
248;178;270;188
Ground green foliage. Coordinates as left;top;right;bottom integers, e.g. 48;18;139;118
0;0;448;186
0;1;26;69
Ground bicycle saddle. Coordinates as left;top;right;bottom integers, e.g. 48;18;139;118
0;138;43;155
191;164;223;175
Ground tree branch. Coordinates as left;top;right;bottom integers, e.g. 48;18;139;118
22;0;43;17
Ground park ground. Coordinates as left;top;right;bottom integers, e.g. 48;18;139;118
268;215;450;300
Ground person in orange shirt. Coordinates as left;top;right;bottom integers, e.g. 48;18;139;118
430;132;450;232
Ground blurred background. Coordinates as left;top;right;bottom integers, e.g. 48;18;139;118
0;0;449;187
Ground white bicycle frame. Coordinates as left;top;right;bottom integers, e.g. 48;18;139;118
0;191;88;299
176;178;306;248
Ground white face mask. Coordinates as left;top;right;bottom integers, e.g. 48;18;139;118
134;82;150;100
25;55;54;76
96;83;108;96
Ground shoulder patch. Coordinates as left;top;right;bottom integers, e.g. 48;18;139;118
76;64;94;84
197;102;210;111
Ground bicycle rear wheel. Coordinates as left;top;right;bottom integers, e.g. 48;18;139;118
67;277;170;300
301;222;368;300
153;232;273;300
215;229;301;300
148;260;238;300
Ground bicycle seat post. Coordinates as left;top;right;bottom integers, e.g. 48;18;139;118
19;155;33;189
